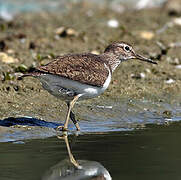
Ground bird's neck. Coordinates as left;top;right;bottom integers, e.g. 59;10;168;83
101;52;121;72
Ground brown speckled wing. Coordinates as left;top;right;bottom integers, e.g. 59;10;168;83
35;53;109;87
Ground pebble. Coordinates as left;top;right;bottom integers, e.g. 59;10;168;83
55;27;78;37
139;31;155;40
0;52;19;64
176;65;181;69
140;72;146;78
131;72;146;79
145;68;151;73
7;49;15;54
166;57;180;65
107;19;119;28
173;17;181;26
91;50;100;55
165;79;175;84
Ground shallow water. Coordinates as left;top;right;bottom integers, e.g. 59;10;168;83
0;0;167;22
1;123;181;180
0;97;181;142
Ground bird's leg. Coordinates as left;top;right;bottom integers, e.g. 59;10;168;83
64;134;80;168
66;101;80;130
56;94;81;131
57;132;80;168
70;110;80;131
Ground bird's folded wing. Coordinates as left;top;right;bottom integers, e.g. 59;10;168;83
36;53;109;87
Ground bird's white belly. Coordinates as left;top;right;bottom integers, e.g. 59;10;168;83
37;72;111;101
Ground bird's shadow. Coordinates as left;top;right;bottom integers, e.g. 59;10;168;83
0;116;62;129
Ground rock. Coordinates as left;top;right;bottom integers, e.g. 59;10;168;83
55;27;78;37
173;17;181;26
91;50;100;55
166;57;180;65
139;31;155;40
107;19;119;28
175;65;181;69
165;78;175;84
131;72;146;79
140;72;146;78
0;52;19;64
7;49;15;54
55;26;66;35
145;68;151;73
66;28;78;36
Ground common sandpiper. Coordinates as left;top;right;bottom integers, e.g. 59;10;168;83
22;41;157;131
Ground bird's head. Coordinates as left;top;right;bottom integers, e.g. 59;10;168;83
104;41;157;64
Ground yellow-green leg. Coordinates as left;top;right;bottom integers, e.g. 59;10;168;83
70;110;80;131
56;94;82;131
57;132;80;168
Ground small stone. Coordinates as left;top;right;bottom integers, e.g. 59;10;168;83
140;31;155;40
131;72;145;79
173;17;181;25
140;72;146;78
7;49;15;54
55;27;66;35
176;65;181;69
66;28;78;36
145;68;151;73
91;50;100;55
55;27;78;37
165;78;175;84
107;19;119;28
0;52;19;64
166;57;180;65
169;42;181;48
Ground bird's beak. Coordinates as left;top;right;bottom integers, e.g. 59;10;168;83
135;53;157;64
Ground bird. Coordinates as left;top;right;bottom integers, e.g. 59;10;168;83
21;41;157;131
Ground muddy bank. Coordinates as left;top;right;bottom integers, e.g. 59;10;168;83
0;4;181;140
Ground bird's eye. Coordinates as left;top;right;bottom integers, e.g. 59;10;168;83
124;45;131;52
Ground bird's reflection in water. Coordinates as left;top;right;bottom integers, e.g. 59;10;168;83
42;132;112;180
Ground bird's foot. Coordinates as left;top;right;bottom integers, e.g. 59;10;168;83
56;125;68;132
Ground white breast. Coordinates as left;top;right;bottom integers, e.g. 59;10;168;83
102;63;112;91
80;63;111;98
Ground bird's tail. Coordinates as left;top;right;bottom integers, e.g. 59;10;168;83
17;70;42;80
